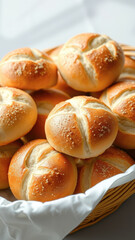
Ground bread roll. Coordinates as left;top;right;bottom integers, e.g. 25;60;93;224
75;146;135;193
57;33;124;92
0;87;37;145
0;48;57;90
45;96;118;159
0;140;22;189
118;45;135;81
25;89;70;140
8;139;77;202
100;81;135;148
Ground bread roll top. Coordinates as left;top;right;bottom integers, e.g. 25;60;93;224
0;87;37;145
45;96;118;158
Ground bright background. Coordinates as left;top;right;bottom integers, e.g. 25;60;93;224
0;0;135;58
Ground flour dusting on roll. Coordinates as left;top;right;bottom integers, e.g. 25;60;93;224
45;96;118;159
0;48;57;90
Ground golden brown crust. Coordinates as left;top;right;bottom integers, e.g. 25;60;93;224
100;81;135;148
0;87;37;145
25;89;70;140
8;139;77;202
57;33;124;92
45;96;118;158
0;48;57;90
0;139;23;189
75;146;134;193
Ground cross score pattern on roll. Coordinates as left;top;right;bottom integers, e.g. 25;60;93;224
45;96;118;159
57;33;124;92
8;139;77;202
100;81;135;149
0;48;57;90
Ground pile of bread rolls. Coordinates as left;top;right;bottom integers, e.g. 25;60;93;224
0;33;134;202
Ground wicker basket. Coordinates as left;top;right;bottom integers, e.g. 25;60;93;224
72;179;135;233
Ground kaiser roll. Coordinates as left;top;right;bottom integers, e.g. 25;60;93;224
45;96;118;159
57;33;124;92
8;139;77;202
0;87;37;145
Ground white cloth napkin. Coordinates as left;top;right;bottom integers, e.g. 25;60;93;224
0;165;135;240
